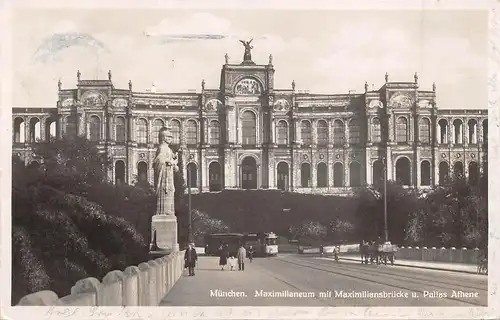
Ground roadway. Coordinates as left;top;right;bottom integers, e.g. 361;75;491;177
160;254;488;307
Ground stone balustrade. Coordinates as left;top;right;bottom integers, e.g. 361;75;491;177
299;244;484;264
16;251;185;306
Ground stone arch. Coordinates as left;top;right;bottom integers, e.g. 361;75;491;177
152;119;165;144
372;159;384;187
13;117;25;143
115;160;125;185
89;115;101;142
170;119;181;144
241;110;257;145
420;160;431;186
45;117;57;141
115;116;126;143
333;119;345;146
136;118;148;144
241;156;257;189
468;161;479;185
438;119;448;144
316;120;328;145
317;162;328;187
185;119;198;145
187;162;198;187
300;120;312;145
419;117;431;144
395;156;411;185
349;161;361;187
333;162;344;187
209;120;221;145
29;117;41;142
276;120;288;145
137;161;148;183
233;75;264;95
453;119;463;144
371;117;381;143
468;119;478;144
453;161;464;179
300;162;311;187
209;161;222;191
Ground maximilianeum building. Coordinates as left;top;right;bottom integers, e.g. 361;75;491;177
12;50;488;195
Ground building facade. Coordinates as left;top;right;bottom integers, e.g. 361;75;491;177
12;53;488;195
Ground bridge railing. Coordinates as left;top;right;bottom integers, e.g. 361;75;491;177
16;250;185;306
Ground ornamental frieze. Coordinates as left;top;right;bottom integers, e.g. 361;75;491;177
368;100;383;109
112;98;128;108
235;78;262;95
388;93;414;109
81;91;107;107
418;100;431;108
274;99;290;112
297;101;347;108
62;98;75;107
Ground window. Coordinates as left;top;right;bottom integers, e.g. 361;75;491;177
241;111;257;145
348;119;360;145
209;120;220;145
276;121;288;145
333;120;344;146
372;118;381;143
65;115;77;137
185;120;198;145
115;116;126;142
396;117;408;143
152;119;164;144
136;118;147;144
301;121;312;145
89;115;101;142
419;118;430;144
317;120;328;145
170;119;181;144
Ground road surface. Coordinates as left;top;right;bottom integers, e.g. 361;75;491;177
160;254;487;307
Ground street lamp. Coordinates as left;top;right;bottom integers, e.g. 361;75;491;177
187;161;193;244
382;156;389;243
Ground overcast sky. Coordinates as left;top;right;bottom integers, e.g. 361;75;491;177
11;9;487;109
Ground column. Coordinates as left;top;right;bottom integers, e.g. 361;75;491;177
366;117;372;143
107;113;113;141
328;152;334;188
201;149;208;192
295;118;301;143
180;119;186;147
387;114;394;143
311;158;317;188
415;151;421;187
328;119;333;147
147;118;153;144
77;108;85;137
436;123;441;144
203;117;209;145
448;121;453;146
386;147;393;181
25;117;31;143
343;150;349;187
57;114;63;139
312;120;318;145
40;117;46;141
409;115;415;142
127;114;134;142
271;118;276;144
344;119;350;146
365;152;372;185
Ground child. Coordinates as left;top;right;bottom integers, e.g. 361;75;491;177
228;256;237;271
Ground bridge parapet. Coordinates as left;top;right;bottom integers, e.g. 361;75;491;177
16;251;185;306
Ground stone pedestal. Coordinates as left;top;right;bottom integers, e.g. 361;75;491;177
151;215;179;253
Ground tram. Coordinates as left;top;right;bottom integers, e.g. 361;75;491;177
243;232;279;257
204;233;243;256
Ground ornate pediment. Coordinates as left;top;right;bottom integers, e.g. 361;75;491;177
81;91;107;107
61;98;75;107
274;99;290;112
368;99;383;109
112;98;128;108
205;99;222;111
418;100;431;108
389;93;414;109
235;78;262;95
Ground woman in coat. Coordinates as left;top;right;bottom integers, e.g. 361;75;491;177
219;243;228;270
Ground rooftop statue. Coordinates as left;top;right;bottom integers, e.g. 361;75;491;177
239;39;253;62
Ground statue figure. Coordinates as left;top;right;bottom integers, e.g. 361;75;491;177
129;80;133;91
364;81;368;92
433;82;436;92
292;80;296;91
201;79;205;91
58;79;62;91
385;72;389;83
239;39;253;61
414;72;418;83
108;70;112;81
225;53;229;64
153;127;179;216
269;54;273;65
77;70;81;81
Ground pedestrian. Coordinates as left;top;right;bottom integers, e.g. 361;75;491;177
184;243;198;276
228;256;237;271
248;245;255;262
237;244;247;271
219;243;228;271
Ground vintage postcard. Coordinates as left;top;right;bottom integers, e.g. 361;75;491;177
1;0;499;319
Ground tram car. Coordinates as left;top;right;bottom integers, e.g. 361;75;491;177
243;232;279;257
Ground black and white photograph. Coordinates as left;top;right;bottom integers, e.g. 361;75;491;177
1;1;499;319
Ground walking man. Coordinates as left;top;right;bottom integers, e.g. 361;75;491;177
237;244;247;271
184;243;198;276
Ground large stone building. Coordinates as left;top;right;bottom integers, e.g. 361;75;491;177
12;49;488;195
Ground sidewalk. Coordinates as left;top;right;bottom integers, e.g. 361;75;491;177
333;254;482;274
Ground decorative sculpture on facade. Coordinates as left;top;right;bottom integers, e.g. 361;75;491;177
385;72;389;83
81;91;107;106
153;127;179;216
235;78;261;95
201;79;205;91
292;80;296;91
414;72;418;84
108;70;112;81
225;53;229;64
274;99;290;112
239;39;253;62
129;80;133;91
58;79;62;91
205;99;222;111
77;70;81;81
269;54;273;65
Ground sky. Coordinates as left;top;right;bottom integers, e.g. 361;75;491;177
11;9;488;109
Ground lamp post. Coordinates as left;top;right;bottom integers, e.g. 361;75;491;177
382;156;389;243
187;158;193;245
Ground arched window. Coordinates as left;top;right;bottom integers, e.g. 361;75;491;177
301;163;311;187
396;117;408;143
333;120;344;146
348;119;361;145
372;160;384;187
453;162;464;179
115;160;125;185
187;162;198;187
185;120;198;145
89;115;101;142
241;111;257;145
438;119;448;144
301;121;312;145
421;161;431;186
453;119;463;144
317;163;328;187
468;119;477;144
371;118;381;143
13;117;25;143
209;120;220;145
395;157;411;185
469;161;479;185
349;162;361;186
170;119;181;144
152;119;164;144
136;118;147;144
419;118;431;144
137;161;148;183
483;119;488;144
317;120;328;145
209;162;222;191
333;162;344;187
115;116;126;143
30;118;41;142
277;162;289;191
65;115;77;137
45;118;56;141
276;120;288;145
439;161;449;185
